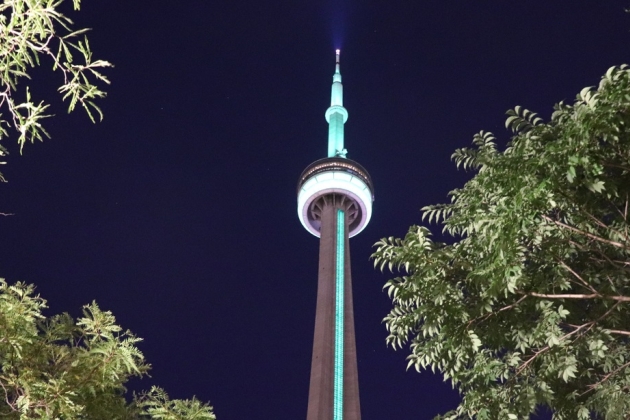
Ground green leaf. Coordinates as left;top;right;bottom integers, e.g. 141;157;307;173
586;179;605;193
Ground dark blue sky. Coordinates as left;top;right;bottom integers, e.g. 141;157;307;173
0;1;628;418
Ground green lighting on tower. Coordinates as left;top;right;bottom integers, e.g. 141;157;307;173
334;208;345;419
326;49;348;158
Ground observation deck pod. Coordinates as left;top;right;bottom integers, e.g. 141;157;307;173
297;157;374;238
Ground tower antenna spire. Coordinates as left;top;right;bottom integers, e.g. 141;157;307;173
326;50;348;158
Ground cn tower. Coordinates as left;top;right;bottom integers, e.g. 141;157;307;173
297;50;374;420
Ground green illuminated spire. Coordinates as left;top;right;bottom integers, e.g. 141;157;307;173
326;50;349;158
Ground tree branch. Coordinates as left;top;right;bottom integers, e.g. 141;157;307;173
587;249;630;278
516;300;624;378
542;215;629;251
516;324;590;376
605;329;630;336
525;292;630;302
0;380;16;411
557;259;599;295
466;295;528;328
581;360;630;396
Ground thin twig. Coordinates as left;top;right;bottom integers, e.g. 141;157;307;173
581;360;630;396
516;325;589;375
466;295;528;328
557;259;599;295
0;380;16;411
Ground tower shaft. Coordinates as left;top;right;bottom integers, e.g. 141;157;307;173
307;195;361;420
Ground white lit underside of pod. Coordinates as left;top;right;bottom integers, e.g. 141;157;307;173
297;170;373;238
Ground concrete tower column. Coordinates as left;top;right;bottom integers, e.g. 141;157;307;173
306;196;361;420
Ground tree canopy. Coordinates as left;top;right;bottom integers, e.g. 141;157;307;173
0;2;216;418
373;65;630;419
0;280;216;419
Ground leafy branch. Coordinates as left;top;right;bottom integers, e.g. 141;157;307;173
0;0;112;161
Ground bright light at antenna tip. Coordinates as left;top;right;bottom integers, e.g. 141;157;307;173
336;49;340;54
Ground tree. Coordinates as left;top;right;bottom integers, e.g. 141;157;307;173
372;65;630;419
0;0;112;179
0;2;216;418
0;280;216;419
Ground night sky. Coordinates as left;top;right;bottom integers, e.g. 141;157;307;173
0;1;629;419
